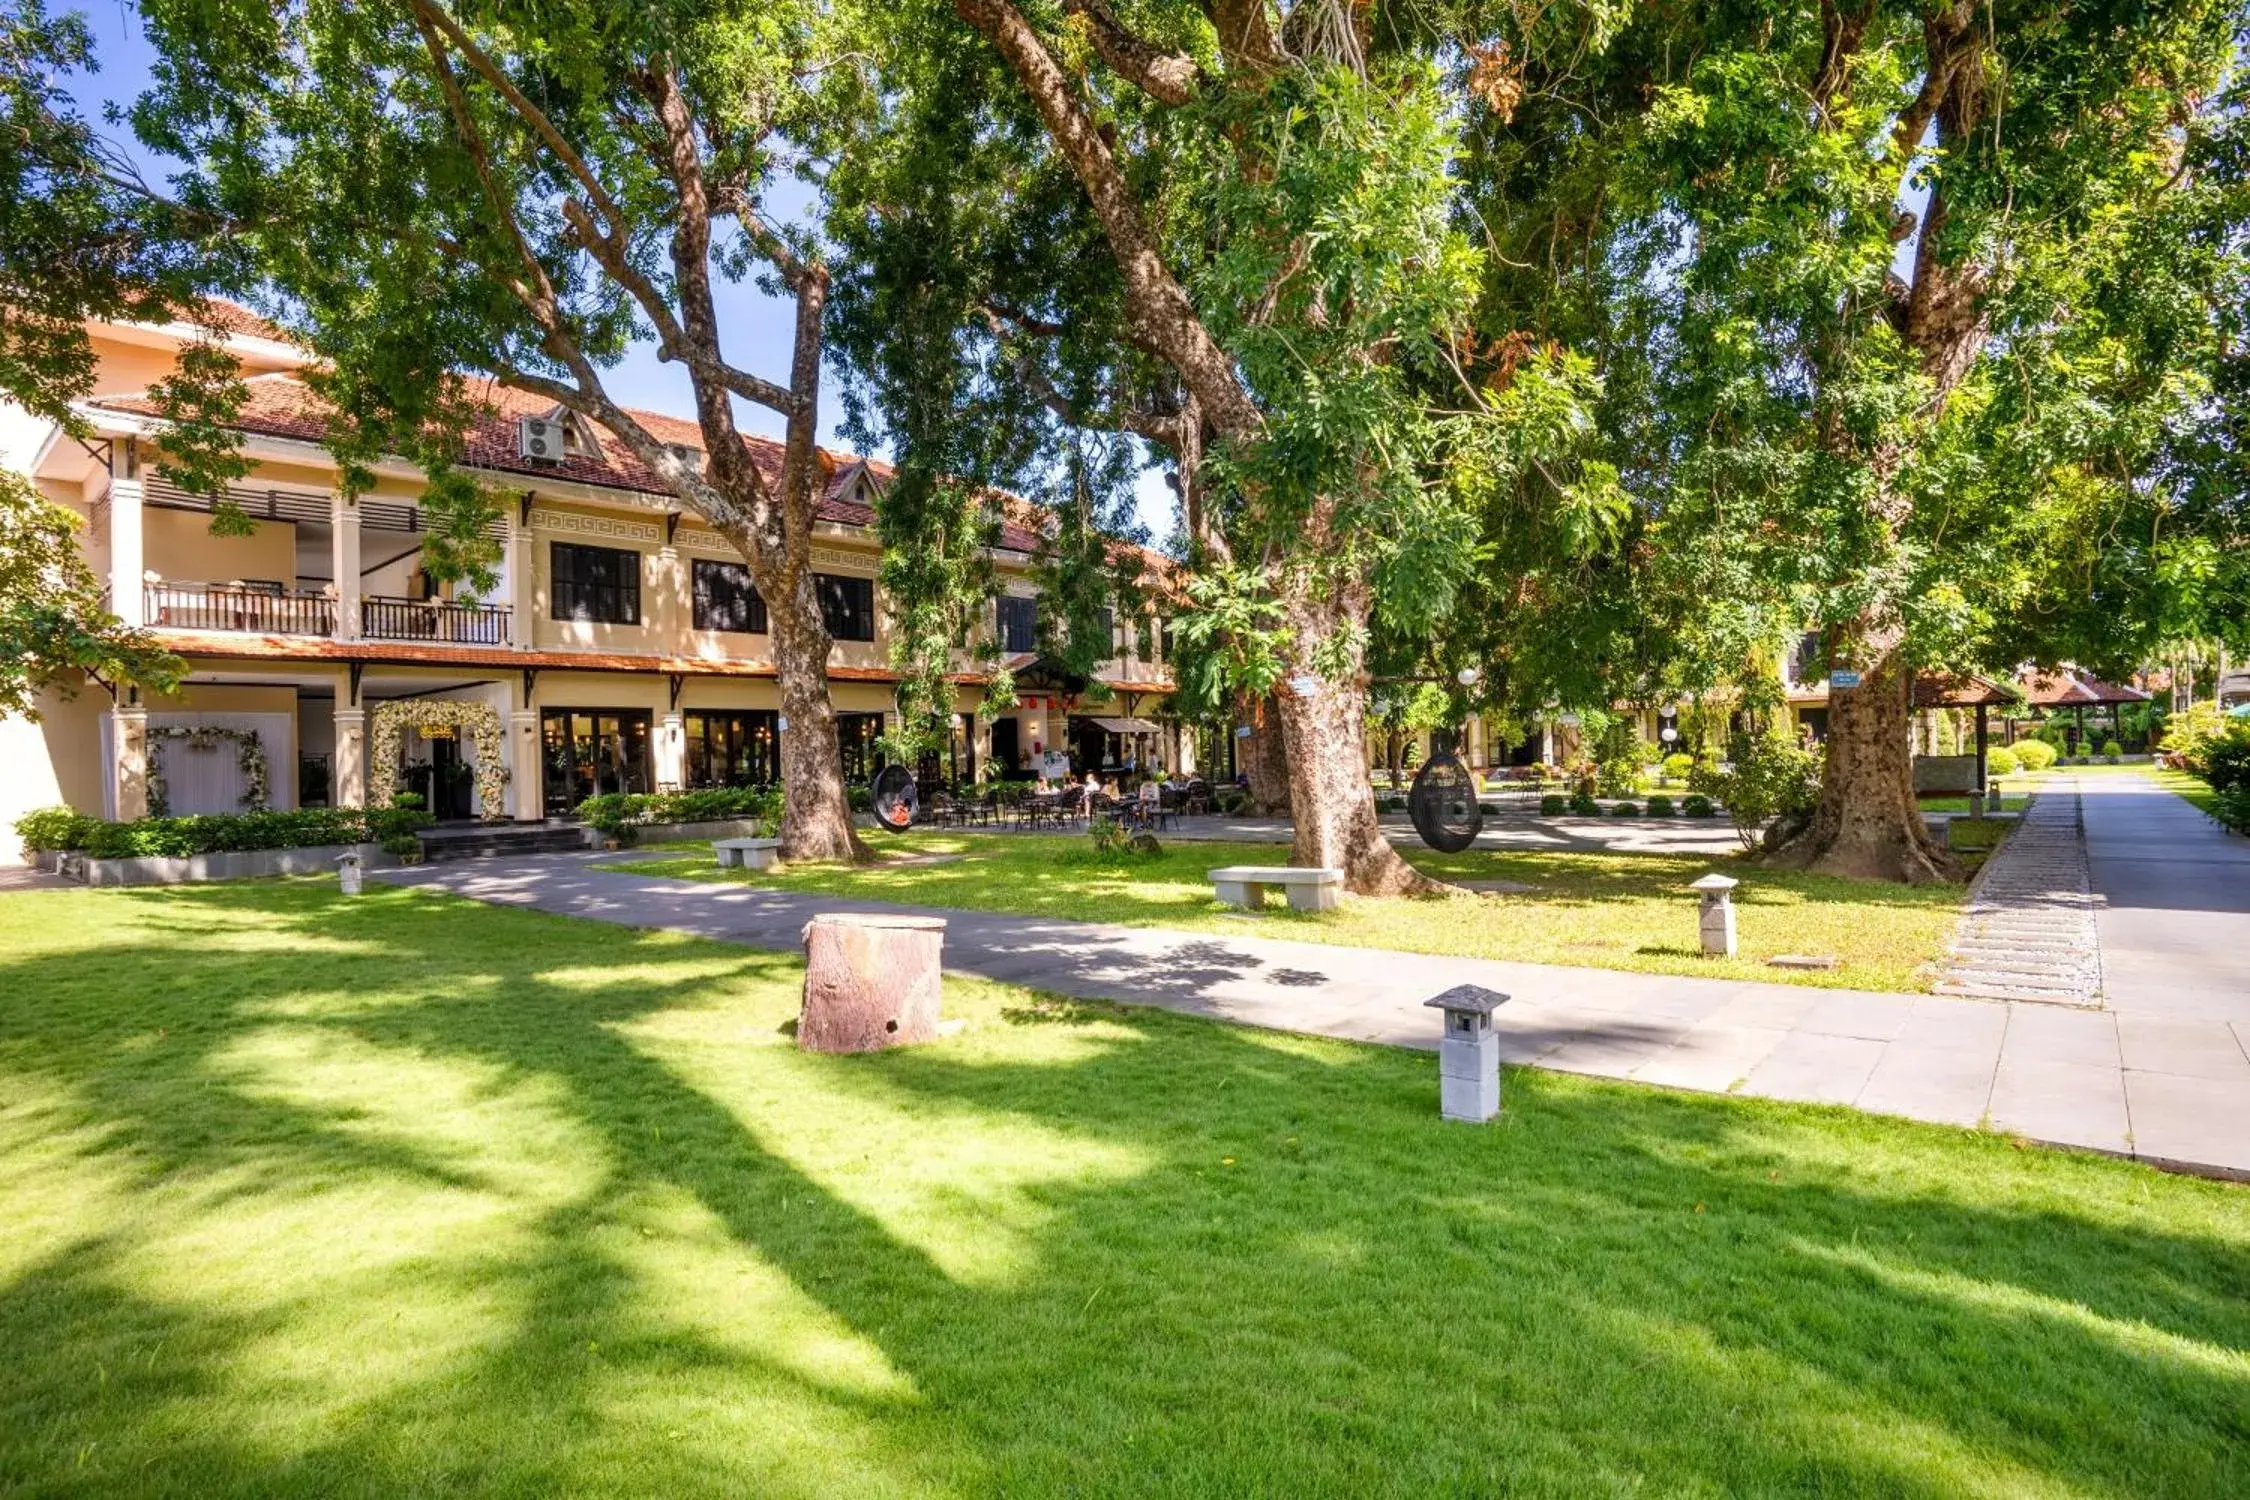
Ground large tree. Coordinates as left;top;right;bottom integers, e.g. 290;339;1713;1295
825;0;1620;893
132;0;869;858
1531;0;2243;880
0;0;233;718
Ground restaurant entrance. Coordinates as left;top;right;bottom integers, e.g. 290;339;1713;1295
541;709;652;816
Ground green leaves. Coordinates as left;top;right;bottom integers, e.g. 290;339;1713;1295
0;473;184;716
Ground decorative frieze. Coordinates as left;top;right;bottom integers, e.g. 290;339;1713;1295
527;508;661;545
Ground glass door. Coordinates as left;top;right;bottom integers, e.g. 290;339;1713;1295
542;709;653;815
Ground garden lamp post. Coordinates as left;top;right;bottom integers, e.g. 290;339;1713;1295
1425;984;1509;1122
1689;873;1738;957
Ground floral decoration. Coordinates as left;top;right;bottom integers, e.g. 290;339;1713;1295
147;726;269;816
368;699;508;820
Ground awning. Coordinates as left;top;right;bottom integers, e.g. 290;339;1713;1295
1091;716;1165;734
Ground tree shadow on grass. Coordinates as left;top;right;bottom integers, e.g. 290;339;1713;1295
0;881;2244;1498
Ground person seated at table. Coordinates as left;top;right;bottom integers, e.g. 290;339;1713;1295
1078;769;1104;812
1031;771;1053;794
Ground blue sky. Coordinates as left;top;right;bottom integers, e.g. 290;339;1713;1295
62;2;1182;540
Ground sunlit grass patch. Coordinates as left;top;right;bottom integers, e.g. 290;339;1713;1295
612;834;1964;991
1;883;2244;1497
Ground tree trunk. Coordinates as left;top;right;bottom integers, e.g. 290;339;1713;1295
1768;640;1955;883
769;578;871;863
1271;586;1436;897
1241;694;1292;815
799;913;945;1052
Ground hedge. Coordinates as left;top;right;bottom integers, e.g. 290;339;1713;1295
1984;745;2019;777
576;785;783;838
13;805;431;860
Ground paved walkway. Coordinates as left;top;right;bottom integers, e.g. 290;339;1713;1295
2084;774;2250;1023
380;852;2250;1180
1937;783;2101;1004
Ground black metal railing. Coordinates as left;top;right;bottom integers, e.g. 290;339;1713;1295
362;595;512;646
144;583;335;636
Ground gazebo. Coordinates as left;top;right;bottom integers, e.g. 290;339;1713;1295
1913;673;2022;806
2018;670;2153;752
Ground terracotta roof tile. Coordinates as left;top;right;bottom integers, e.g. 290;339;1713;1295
91;370;1056;552
147;628;1175;690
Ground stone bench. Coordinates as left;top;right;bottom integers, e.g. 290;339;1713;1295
1209;865;1345;913
714;837;783;871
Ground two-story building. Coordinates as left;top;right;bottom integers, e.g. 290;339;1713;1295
0;304;1184;858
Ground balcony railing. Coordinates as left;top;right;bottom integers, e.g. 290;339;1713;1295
145;583;335;636
362;595;512;646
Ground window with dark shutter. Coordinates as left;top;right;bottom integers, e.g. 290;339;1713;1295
997;594;1036;653
817;573;876;641
692;559;768;634
552;542;641;624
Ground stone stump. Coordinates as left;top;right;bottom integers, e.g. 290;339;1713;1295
798;914;946;1053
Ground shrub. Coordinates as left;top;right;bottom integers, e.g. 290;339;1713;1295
1645;794;1676;818
1660;753;1695;784
1608;801;1640;817
2213;781;2250;835
379;833;424;862
58;806;426;861
1538;793;1567;816
1984;745;2019;777
2158;702;2230;771
577;786;783;837
1681;793;1716;819
13;806;98;852
2100;739;2123;759
2012;739;2057;772
1085;815;1162;859
1689;735;1822;853
1567;790;1601;817
2203;725;2250;795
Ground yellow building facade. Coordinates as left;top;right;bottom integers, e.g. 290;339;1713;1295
1;307;1183;859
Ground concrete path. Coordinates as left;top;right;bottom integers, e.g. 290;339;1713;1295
379;853;2250;1181
2084;774;2250;1021
0;864;75;892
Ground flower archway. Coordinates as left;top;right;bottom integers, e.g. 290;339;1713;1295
368;699;508;820
147;726;269;817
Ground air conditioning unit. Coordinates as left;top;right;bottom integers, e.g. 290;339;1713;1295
519;415;567;462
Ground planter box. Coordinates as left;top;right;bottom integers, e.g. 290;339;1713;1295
607;817;772;848
60;841;397;888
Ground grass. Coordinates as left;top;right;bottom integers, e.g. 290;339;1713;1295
612;834;1966;992
2;882;2246;1497
1917;794;2029;814
2145;767;2221;818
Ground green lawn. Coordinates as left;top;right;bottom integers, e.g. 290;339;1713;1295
615;835;1965;992
3;884;2247;1497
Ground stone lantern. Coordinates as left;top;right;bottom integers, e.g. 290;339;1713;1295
1689;872;1738;957
336;850;363;896
1424;983;1509;1122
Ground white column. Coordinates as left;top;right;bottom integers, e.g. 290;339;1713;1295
509;710;542;821
651;544;683;646
108;477;145;625
108;706;149;820
331;491;361;639
656;710;686;791
333;707;367;809
508;509;537;650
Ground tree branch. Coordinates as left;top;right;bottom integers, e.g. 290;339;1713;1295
1062;0;1200;106
407;0;628;237
952;0;1262;439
